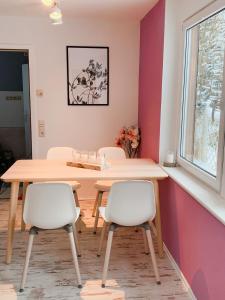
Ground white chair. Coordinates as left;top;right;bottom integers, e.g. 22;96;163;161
48;147;82;231
92;147;126;234
19;183;82;292
97;180;160;288
47;146;76;161
47;147;81;203
20;147;82;232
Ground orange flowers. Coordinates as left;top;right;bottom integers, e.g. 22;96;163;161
115;125;141;158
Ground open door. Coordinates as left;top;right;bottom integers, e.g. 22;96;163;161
22;64;32;158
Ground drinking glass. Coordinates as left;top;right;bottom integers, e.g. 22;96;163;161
80;151;88;163
88;151;97;163
72;150;80;162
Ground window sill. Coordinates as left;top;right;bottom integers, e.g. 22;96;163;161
161;166;225;226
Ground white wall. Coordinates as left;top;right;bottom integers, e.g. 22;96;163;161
0;16;140;158
159;0;213;162
0;15;140;198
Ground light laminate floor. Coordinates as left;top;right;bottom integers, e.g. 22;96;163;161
0;196;192;300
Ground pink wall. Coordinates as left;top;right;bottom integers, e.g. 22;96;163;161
160;179;225;299
138;1;225;299
138;0;165;162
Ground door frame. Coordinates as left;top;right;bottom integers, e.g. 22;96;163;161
0;44;38;158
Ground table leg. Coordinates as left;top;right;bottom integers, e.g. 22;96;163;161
6;181;20;264
152;179;164;258
21;182;29;232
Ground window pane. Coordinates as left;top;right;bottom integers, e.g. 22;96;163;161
181;9;225;177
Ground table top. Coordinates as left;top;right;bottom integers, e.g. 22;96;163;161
1;159;168;182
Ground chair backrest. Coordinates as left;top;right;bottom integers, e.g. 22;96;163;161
105;181;156;226
47;147;75;160
98;147;126;160
23;183;78;229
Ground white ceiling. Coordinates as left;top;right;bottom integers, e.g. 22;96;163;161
0;0;159;21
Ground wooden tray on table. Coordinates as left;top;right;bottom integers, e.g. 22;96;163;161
67;161;102;171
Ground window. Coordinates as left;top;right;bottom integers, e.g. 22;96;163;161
179;1;225;190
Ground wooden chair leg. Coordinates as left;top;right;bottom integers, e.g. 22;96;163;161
93;191;103;234
92;193;99;217
21;182;29;232
97;221;107;256
145;228;160;284
67;228;82;288
72;223;81;257
149;220;157;237
19;228;36;292
102;225;114;288
74;191;80;207
142;228;149;255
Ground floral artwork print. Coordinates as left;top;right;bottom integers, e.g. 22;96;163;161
115;125;141;158
67;46;109;105
69;59;108;105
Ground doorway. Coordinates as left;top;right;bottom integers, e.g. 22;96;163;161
0;50;32;190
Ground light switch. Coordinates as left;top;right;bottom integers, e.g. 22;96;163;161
38;120;45;137
36;89;44;97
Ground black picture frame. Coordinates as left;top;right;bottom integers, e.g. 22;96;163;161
66;46;109;106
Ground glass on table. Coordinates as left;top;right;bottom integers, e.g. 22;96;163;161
80;151;89;163
72;150;81;162
96;153;106;168
88;151;97;163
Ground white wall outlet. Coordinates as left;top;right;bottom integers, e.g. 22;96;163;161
36;89;44;97
38;120;45;137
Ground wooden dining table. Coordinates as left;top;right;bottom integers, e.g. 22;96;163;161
1;158;168;264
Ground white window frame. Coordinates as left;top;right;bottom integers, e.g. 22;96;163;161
178;0;225;192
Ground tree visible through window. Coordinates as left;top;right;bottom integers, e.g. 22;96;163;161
180;8;225;178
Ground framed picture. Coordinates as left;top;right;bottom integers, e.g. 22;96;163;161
66;46;109;106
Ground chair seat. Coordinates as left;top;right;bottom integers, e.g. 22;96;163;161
94;180;121;192
46;181;81;191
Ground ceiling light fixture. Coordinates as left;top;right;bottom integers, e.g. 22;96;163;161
42;0;63;25
49;5;62;20
42;0;54;7
49;1;63;25
51;17;63;25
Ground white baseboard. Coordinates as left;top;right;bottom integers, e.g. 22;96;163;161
163;243;197;300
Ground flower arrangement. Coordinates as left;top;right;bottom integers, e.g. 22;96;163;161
115;125;141;158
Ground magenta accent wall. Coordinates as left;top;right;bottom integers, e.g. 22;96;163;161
138;1;225;299
138;0;165;162
160;179;225;299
